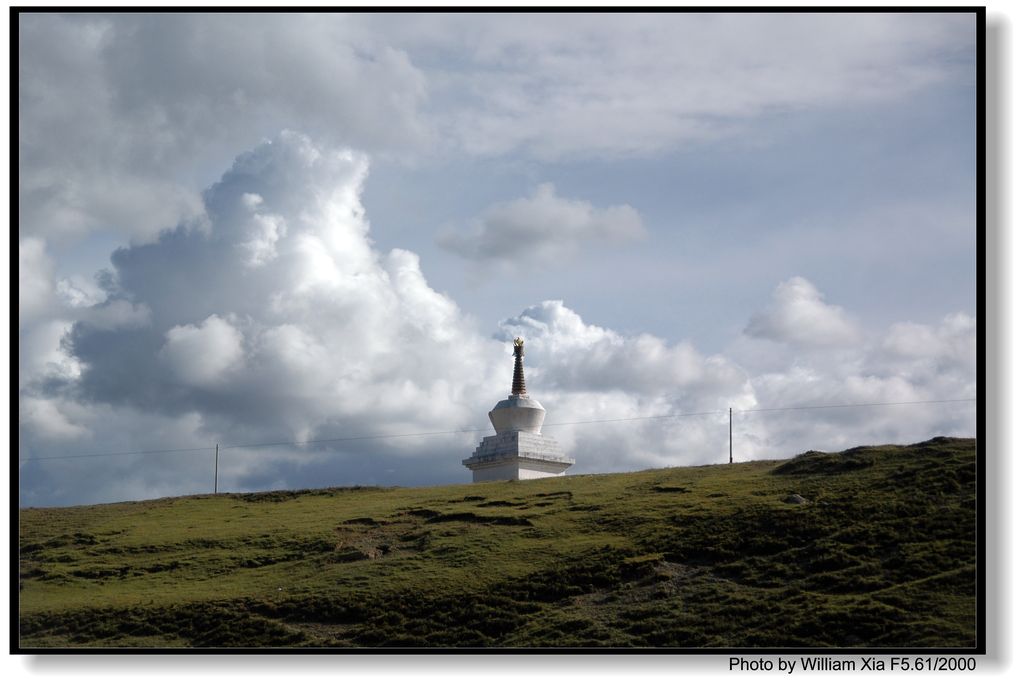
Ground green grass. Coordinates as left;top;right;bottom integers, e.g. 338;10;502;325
18;436;977;649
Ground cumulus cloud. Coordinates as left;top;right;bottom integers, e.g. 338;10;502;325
55;275;105;309
493;300;756;469
18;133;975;507
19;320;82;391
729;284;975;459
52;132;497;434
19;133;742;501
236;194;288;267
733;354;976;460
881;313;975;364
871;313;977;395
161;315;246;388
18;13;431;243
20;397;90;442
497;300;737;396
744;276;861;347
437;183;644;268
19;238;56;324
18;133;508;505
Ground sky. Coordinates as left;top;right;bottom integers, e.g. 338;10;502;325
16;11;978;508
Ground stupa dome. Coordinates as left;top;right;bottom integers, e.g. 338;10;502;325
489;394;545;434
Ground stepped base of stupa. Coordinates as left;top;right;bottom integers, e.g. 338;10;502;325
462;431;574;482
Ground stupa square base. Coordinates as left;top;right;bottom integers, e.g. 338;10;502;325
462;455;572;482
462;431;574;482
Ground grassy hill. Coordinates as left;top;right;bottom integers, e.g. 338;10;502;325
18;437;977;649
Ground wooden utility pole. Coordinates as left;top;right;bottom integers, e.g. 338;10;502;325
729;408;733;464
214;444;219;493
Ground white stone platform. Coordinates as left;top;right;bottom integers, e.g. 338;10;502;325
462;431;574;482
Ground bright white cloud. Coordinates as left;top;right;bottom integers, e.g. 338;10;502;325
21;133;504;471
19;320;82;390
744;276;861;347
55;275;105;309
161;315;246;388
237;194;287;267
19;238;55;324
18;13;431;243
437;183;645;268
494;300;757;469
730;294;975;460
20;134;726;500
17;133;976;506
882;312;976;365
497;300;735;396
871;313;977;396
20;397;90;442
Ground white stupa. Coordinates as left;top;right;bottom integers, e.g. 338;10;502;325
462;337;574;482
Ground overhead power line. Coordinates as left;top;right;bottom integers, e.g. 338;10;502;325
220;427;490;451
544;410;724;427
736;397;977;414
22;445;215;462
18;397;976;464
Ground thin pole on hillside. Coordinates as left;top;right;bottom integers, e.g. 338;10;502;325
729;408;733;464
214;444;219;494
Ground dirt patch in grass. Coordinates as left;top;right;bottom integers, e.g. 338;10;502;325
652;485;691;494
425;512;532;527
